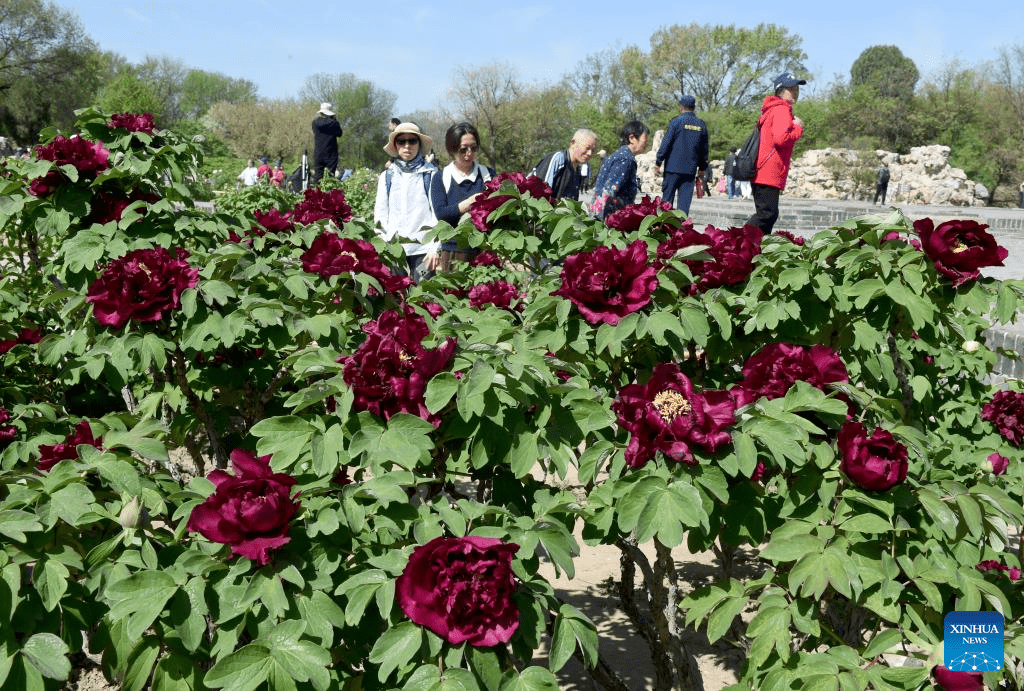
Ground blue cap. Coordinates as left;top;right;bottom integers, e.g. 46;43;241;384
678;94;696;109
773;72;806;90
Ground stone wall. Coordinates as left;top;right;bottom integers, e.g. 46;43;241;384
636;131;989;207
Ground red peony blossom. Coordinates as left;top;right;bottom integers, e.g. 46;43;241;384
38;420;102;472
186;449;300;566
468;280;522;311
932;666;984;691
732;343;848;407
30;135;110;196
86;247;199;328
342;307;456;425
604;195;673;232
0;327;42;354
0;407;16;448
469;172;552;231
108;113;156;134
291;188;353;226
881;230;921;250
691;224;763;293
981;390;1024;447
837;422;908;491
469;193;512;232
469;250;503;267
914;218;1007;286
986;452;1010;475
396;535;520;646
612;363;736;468
774;230;806;246
253;208;296;234
482;171;552;201
86;188;160;226
300;230;410;293
552;240;659;326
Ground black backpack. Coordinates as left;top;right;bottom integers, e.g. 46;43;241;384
731;124;760;182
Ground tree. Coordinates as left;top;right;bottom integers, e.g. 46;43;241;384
299;72;397;170
444;62;526;171
179;69;258;121
850;45;919;101
0;0;100;141
98;67;166;122
642;23;810;112
206;98;310;166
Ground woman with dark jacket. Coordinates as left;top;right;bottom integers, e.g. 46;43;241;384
588;120;649;220
429;122;495;269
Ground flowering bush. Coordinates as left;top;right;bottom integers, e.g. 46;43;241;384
0;107;1021;691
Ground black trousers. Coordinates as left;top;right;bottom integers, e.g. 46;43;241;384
746;183;781;234
874;182;888;204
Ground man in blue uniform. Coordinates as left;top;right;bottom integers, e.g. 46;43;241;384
654;94;709;214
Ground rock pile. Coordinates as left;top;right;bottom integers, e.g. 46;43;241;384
634;131;988;207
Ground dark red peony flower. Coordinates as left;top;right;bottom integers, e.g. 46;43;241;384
976;559;1020;581
86;188;160;226
469;193;512;232
695;225;763;292
981;390;1024;447
774;230;806;246
469;172;552;231
914;218;1007;286
932;666;984;691
612;363;736;468
187;449;299;565
604;195;673;232
253;208;296;234
881;230;921;250
30;135;110;196
552;240;659;326
397;535;520;646
986;452;1010;475
300;230;409;293
837;422;908;491
108;113;156;134
0;327;42;354
469;250;503;267
732;343;848;407
86;247;199;328
342;306;456;425
291;188;353;226
38;420;102;472
468;280;522;311
0;407;16;448
482;171;552;201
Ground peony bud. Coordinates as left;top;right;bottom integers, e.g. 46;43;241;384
118;497;142;529
962;340;980;353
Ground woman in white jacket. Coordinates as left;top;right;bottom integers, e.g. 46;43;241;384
373;122;439;281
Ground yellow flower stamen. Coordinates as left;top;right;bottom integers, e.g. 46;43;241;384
653;389;691;422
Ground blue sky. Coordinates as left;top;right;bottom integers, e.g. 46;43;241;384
66;1;1021;116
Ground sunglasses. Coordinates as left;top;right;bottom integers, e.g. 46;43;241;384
395;137;420;146
458;145;479;154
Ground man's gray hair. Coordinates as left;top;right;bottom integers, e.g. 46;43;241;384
572;128;597;143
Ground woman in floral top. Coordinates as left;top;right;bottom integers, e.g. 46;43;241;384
589;121;649;220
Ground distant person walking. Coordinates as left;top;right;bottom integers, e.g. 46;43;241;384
311;103;343;184
1019;181;1024;208
745;72;805;234
237;159;258;187
654;94;709;215
874;163;890;204
724;149;737;199
588;120;649;219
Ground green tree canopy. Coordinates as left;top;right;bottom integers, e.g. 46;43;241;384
639;23;810;112
0;0;99;141
179;69;258;121
850;44;919;101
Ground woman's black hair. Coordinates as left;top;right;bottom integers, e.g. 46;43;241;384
619;120;650;146
445;122;480;156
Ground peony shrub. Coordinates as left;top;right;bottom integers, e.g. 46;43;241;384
0;107;1021;691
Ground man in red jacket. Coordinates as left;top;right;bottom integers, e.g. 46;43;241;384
745;72;805;234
